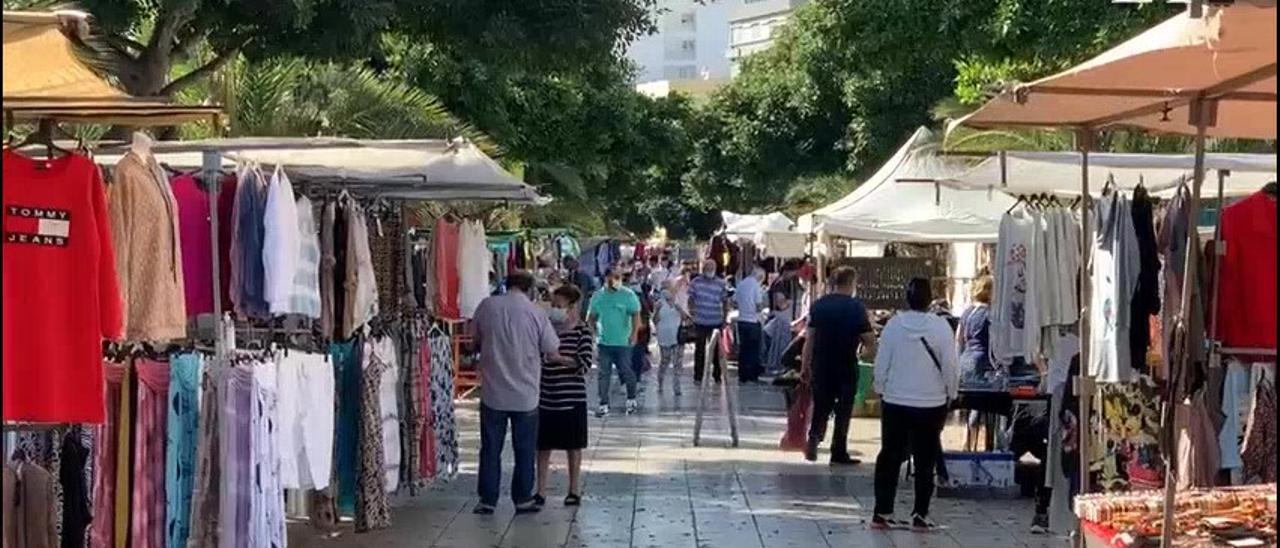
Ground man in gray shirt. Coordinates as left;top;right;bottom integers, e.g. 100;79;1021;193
470;270;561;514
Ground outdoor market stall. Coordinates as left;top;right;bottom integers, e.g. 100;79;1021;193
4;10;549;541
956;1;1277;546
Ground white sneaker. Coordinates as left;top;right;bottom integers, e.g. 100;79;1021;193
596;405;609;418
625;399;638;415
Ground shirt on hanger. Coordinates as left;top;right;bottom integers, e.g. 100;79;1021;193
263;166;300;315
1215;190;1277;349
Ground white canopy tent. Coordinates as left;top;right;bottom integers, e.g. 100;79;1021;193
720;211;794;235
797;127;1015;243
937;150;1276;198
93;137;545;203
719;211;808;259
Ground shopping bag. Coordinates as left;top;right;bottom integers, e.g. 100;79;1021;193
780;382;812;452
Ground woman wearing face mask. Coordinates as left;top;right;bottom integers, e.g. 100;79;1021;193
535;285;594;507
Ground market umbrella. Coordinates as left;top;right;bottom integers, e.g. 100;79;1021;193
955;1;1276;139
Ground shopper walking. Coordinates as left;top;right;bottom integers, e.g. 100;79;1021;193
587;269;642;417
802;267;877;465
870;278;960;532
689;259;729;385
469;271;562;515
564;257;598;315
653;280;690;395
535;285;594;508
735;265;767;383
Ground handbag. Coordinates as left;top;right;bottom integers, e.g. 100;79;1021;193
677;320;698;344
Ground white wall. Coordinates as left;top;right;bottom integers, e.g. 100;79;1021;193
626;0;733;85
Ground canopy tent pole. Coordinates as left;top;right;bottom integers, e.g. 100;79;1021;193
1075;130;1094;548
1159;96;1212;548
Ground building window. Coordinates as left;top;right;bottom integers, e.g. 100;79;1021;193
678;66;697;79
681;39;695;52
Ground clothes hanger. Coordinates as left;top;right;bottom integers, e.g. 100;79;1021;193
10;120;72;159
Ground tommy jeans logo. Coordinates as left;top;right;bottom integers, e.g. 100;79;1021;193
5;205;72;247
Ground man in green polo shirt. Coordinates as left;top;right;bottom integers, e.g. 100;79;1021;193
587;269;642;417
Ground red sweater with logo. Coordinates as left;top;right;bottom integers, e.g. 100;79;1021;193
3;150;123;423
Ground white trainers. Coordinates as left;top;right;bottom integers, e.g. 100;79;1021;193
596;404;609;418
625;399;638;415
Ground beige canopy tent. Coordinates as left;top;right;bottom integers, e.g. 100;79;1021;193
3;10;221;125
956;1;1276;139
955;3;1276;547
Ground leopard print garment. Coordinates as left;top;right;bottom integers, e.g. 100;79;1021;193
354;340;392;532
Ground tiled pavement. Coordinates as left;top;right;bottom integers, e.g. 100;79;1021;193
289;359;1073;548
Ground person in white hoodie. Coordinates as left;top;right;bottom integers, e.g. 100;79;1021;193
870;278;960;532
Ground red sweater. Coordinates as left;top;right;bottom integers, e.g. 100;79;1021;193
3;150;123;423
1214;190;1277;351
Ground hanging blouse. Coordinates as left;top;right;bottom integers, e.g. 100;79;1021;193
230;167;269;319
343;202;378;338
287;195;323;319
432;219;461;320
262;166;300;315
130;359;170;548
457;220;492;319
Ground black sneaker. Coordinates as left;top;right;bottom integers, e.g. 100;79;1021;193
911;513;939;532
514;500;542;515
1030;513;1049;534
830;455;861;466
532;494;546;508
804;440;818;462
472;503;495;515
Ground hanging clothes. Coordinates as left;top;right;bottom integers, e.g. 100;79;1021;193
429;330;460;479
218;366;254;548
331;342;361;516
991;209;1042;364
2;151;122;424
1240;373;1276;483
458;220;492;319
320;200;339;338
130;359;170;548
170;174;217;318
186;366;222;548
1088;191;1141;383
231;167;269;320
1215;190;1277;350
354;339;391;532
372;336;402;493
88;362;125;548
3;461;58;548
287;195;323;319
251;362;286;548
1175;390;1220;490
263;166;301;316
415;336;435;483
368;208;403;321
1129;185;1160;375
343;202;379;337
276;351;335;491
59;431;91;548
113;366;132;548
166;354;203;548
108;149;187;340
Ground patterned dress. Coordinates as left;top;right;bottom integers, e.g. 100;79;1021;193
354;342;391;532
429;332;459;479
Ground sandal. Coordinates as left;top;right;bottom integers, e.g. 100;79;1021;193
564;493;582;506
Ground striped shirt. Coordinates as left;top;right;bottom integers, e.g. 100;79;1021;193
688;275;728;327
540;325;594;411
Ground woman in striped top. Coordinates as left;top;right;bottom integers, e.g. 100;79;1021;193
535;285;594;507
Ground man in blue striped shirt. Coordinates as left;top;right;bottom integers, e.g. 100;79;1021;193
689;259;728;384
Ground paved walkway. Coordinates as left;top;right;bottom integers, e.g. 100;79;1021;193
289;361;1071;548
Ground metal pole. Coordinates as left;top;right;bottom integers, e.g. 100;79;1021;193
1075;129;1095;548
203;150;226;357
1160;98;1212;548
1207;169;1229;358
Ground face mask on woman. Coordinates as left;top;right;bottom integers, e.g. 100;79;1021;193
548;307;569;326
